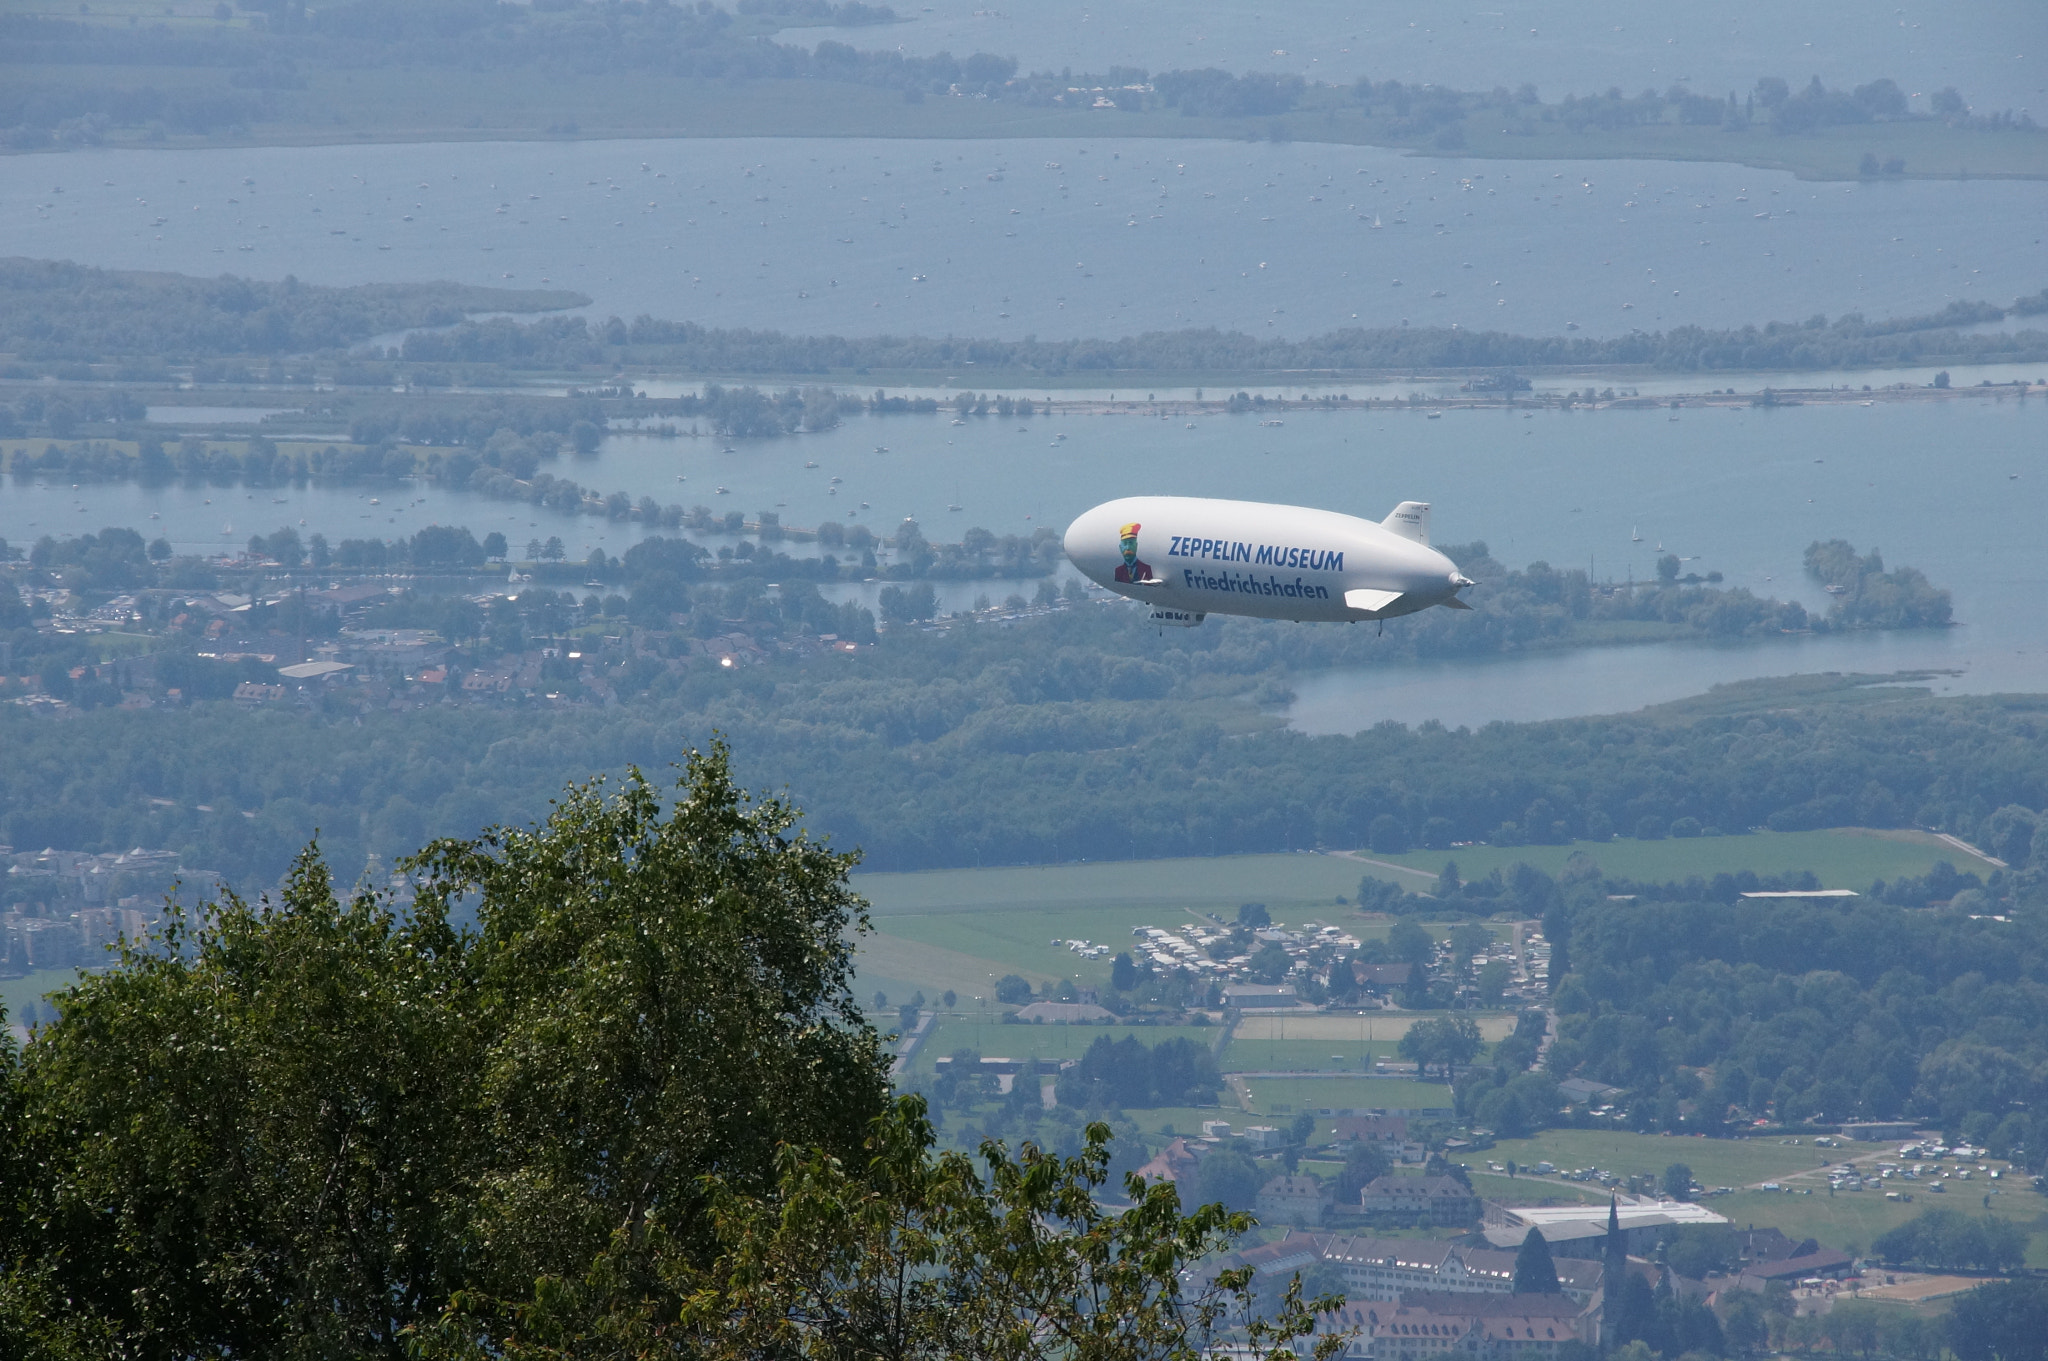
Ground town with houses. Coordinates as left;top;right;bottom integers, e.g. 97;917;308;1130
1;519;1087;714
1126;1111;1979;1359
2;843;217;981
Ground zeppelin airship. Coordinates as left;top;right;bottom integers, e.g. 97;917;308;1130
1063;495;1474;627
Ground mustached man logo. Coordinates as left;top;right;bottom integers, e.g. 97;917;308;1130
1115;521;1155;583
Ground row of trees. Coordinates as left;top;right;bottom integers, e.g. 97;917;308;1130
9;0;2033;146
402;300;2048;379
7;259;2045;377
1871;1208;2029;1272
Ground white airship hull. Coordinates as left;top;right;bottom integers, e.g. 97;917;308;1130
1063;495;1471;624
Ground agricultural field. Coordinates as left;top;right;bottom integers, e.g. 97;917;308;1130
1710;1186;2048;1270
854;852;1372;1002
1480;1129;1839;1193
854;828;1978;1006
1360;827;1990;890
1463;1172;1614;1211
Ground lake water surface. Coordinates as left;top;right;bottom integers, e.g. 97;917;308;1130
5;137;2041;344
6;395;2042;729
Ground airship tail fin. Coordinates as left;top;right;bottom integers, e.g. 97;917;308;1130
1382;501;1431;544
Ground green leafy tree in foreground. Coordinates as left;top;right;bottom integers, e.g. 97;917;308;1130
0;748;1350;1361
429;1097;1349;1361
0;746;886;1358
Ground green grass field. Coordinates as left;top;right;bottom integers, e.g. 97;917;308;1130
1222;1037;1407;1072
1709;1186;2048;1268
1480;1129;1833;1191
856;829;1984;1002
1235;1075;1452;1115
1465;1172;1615;1210
855;853;1372;1000
1360;827;1989;890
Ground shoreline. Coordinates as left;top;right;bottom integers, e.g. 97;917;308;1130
55;369;2040;419
4;102;2043;184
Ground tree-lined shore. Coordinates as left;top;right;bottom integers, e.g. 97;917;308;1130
5;259;2045;387
4;2;2042;179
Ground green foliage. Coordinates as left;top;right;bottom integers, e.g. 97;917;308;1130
1397;1015;1482;1081
1386;920;1434;966
1193;1148;1264;1212
1056;1034;1222;1109
1544;891;2048;1147
0;585;2028;896
1456;1069;1559;1138
396;294;2048;378
1870;1208;2030;1272
1110;951;1139;992
1511;1228;1561;1294
1332;1141;1391;1204
7;253;2046;376
1947;1278;2048;1361
1605;1272;1724;1358
1661;1225;1737;1281
618;1099;1343;1361
1805;539;1954;628
26;526;150;591
1663;1163;1695;1201
0;259;581;362
0;748;885;1355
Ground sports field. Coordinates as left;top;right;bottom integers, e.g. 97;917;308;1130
1223;1013;1517;1074
1233;1075;1453;1116
906;1014;1219;1075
